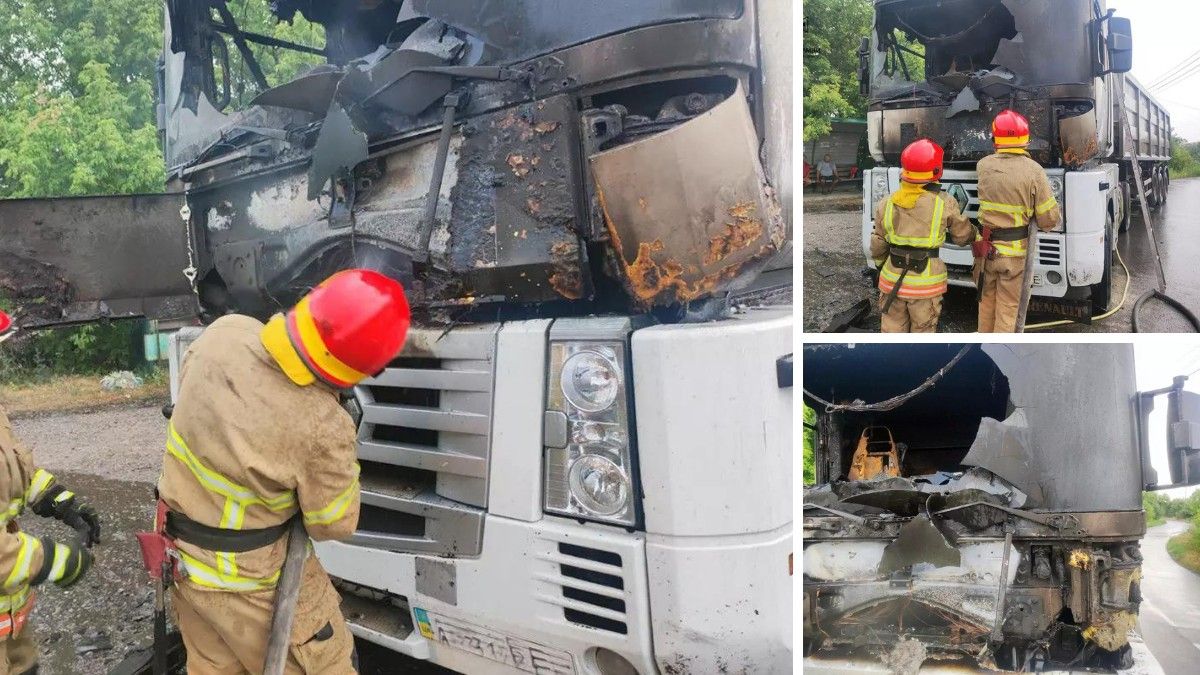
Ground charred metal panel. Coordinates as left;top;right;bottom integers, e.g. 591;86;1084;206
882;100;1053;165
0;194;194;327
413;0;744;63
449;95;589;303
1059;109;1100;167
589;85;785;307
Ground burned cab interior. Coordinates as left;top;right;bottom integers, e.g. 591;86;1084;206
157;0;787;326
803;344;1144;672
868;0;1102;165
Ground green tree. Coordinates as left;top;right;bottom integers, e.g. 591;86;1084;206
802;0;873;141
803;404;817;485
1170;134;1200;179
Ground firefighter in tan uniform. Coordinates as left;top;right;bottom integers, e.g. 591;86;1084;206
870;139;974;332
155;270;410;674
974;109;1063;332
0;310;100;675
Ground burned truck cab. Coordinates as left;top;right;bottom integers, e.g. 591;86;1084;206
803;344;1167;671
859;0;1165;320
158;0;789;321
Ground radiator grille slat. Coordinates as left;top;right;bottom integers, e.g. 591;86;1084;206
351;325;497;556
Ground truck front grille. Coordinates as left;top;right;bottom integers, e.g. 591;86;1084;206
351;325;498;556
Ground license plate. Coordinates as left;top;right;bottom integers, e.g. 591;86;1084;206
413;607;575;674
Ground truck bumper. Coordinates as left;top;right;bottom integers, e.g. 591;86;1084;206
316;513;793;674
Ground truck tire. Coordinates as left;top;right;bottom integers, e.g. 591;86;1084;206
1147;169;1161;210
1092;207;1114;314
1159;166;1169;206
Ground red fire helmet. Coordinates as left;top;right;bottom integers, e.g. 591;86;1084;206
992;109;1030;149
0;310;11;334
900;138;944;184
261;269;411;388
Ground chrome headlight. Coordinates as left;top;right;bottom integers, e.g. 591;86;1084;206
1048;175;1065;207
544;339;636;526
870;170;891;212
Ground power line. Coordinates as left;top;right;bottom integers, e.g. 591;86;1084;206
1148;47;1200;88
1152;60;1200;91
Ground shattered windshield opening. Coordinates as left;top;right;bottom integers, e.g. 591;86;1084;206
870;0;1093;103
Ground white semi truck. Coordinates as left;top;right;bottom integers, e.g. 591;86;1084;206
3;1;795;673
859;0;1171;321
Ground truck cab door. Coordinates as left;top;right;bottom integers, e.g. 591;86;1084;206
0;193;196;329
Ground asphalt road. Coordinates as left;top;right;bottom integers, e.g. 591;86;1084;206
803;176;1200;333
1139;521;1200;675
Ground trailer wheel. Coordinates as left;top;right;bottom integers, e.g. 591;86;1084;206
1147;170;1161;210
1159;166;1169;206
1092;208;1114;314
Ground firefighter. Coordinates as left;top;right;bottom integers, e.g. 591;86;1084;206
0;309;101;675
974;109;1063;332
869;139;974;332
155;269;410;674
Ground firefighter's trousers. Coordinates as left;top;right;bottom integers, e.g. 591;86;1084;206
879;294;943;333
171;555;356;675
0;627;36;675
976;255;1025;333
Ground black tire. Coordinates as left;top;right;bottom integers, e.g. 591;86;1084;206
1118;182;1131;233
1159;166;1169;206
1092;206;1115;314
1148;169;1161;210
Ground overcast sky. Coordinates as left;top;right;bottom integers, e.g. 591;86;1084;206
1135;343;1200;499
1111;0;1200;141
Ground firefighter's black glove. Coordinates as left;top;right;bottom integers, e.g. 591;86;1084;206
30;484;102;548
30;537;93;589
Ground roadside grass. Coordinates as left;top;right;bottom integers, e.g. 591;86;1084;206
1166;527;1200;576
0;368;169;416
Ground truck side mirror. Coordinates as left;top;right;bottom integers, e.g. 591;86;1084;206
1106;17;1133;74
1139;376;1200;490
858;37;871;96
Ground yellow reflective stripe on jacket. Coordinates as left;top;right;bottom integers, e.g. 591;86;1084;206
0;500;22;528
879;264;948;287
0;585;33;613
177;550;281;592
1035;197;1058;214
25;469;54;504
882;197;946;248
303;465;360;526
166;422;297;582
2;535;38;593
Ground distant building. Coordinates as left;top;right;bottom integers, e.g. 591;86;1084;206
804;118;867;183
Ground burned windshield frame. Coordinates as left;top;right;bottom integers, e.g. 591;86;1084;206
868;0;1094;103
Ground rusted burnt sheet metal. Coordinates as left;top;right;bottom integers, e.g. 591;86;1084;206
450;94;588;303
0;193;195;327
590;83;786;308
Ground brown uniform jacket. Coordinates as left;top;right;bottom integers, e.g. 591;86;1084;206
159;314;359;591
0;407;45;598
869;187;974;295
976;151;1063;255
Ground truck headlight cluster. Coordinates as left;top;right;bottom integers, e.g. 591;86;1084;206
871;170;890;212
544;341;637;526
1048;175;1065;207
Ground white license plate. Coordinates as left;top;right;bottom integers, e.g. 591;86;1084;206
412;607;575;674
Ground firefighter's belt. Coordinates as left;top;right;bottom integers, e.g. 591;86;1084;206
887;246;939;272
988;227;1028;242
165;510;293;553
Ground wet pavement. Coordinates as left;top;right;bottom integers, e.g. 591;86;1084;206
803;176;1200;333
1139;521;1200;675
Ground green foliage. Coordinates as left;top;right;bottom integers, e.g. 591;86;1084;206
1144;492;1168;527
803;404;817;485
0;1;325;197
0;322;143;383
802;0;872;141
1170;134;1200;179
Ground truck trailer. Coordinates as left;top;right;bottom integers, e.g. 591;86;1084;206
858;0;1171;320
0;1;795;673
802;343;1200;672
